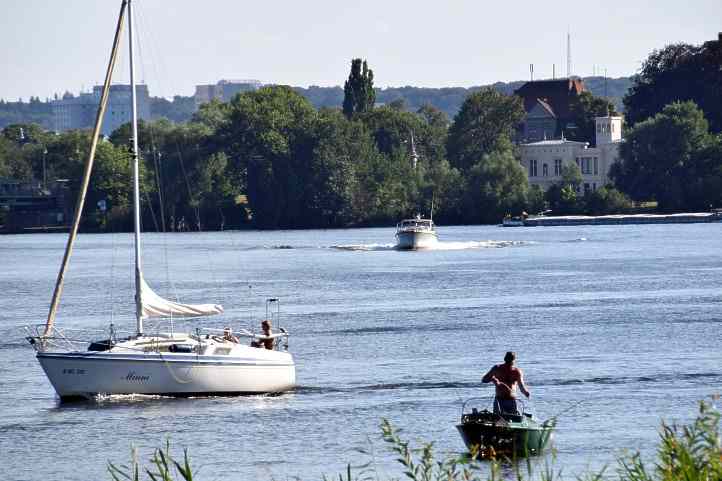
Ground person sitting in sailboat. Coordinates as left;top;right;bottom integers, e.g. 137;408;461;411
222;327;239;343
250;320;275;350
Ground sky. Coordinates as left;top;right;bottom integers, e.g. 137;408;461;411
1;0;720;101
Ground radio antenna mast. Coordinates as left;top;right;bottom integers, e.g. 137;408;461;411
567;29;572;78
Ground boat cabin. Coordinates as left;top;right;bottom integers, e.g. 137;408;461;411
397;218;434;231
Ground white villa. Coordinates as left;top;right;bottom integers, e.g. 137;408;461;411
520;115;623;193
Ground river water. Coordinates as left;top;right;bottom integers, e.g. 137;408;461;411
1;224;720;481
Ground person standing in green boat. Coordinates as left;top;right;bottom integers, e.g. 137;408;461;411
482;351;530;415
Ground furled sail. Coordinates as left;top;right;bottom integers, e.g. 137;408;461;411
140;276;223;319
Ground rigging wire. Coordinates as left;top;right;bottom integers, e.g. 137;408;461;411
134;2;224;328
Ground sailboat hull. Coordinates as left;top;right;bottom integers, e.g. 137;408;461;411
37;350;295;400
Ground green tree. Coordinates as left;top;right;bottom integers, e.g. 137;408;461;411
342;59;375;118
447;89;525;172
561;162;583;189
624;40;722;133
566;91;618;145
461;144;529;224
306;109;377;226
223;86;317;228
191;99;231;132
109;118;237;231
526;184;546;214
682;133;722;210
613;101;713;210
545;163;584;214
584;185;633;215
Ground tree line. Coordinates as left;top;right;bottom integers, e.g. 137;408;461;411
2;35;721;230
0;76;619;231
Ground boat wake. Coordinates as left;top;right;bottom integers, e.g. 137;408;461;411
330;240;531;251
296;371;722;396
330;243;396;251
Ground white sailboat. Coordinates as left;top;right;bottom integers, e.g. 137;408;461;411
27;0;295;401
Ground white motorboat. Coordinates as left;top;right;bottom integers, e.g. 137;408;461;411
26;0;295;400
395;214;438;250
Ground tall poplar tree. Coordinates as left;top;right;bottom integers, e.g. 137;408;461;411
343;59;375;118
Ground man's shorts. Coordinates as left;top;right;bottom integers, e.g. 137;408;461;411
494;398;519;415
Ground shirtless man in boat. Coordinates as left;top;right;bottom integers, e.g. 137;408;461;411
481;351;530;415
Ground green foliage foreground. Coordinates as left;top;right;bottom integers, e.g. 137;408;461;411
107;400;721;481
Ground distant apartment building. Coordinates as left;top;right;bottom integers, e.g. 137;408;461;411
514;78;586;143
51;84;151;136
194;79;263;107
519;115;623;193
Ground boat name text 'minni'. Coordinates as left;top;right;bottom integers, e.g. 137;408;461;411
125;372;150;382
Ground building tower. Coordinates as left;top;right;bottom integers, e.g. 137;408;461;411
595;116;623;145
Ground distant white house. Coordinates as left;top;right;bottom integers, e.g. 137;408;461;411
519;115;623;193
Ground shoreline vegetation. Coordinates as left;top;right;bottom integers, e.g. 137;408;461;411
2;38;721;232
107;400;721;481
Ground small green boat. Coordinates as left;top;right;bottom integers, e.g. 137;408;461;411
456;397;555;458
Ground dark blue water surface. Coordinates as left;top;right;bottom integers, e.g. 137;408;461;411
1;224;720;481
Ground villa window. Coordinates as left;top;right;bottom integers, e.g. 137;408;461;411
554;159;562;176
529;159;538;177
593;157;599;175
543;163;548;176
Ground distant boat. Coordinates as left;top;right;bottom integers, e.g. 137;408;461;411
26;0;295;401
502;215;526;227
456;397;555;457
395;214;438;250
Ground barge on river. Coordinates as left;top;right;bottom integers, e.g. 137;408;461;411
506;212;722;227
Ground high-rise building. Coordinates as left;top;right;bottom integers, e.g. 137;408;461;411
194;79;262;108
51;84;151;136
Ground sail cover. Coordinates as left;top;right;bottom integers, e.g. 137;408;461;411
140;276;223;318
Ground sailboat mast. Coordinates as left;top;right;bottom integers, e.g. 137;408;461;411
43;0;128;338
128;0;144;336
